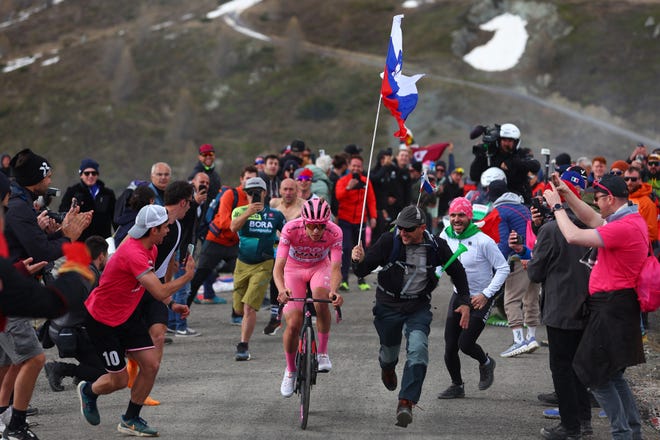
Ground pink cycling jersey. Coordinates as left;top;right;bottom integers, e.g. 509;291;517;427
277;218;342;311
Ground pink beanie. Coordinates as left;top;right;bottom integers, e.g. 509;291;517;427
449;197;473;220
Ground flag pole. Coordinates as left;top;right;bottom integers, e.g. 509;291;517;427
357;93;382;248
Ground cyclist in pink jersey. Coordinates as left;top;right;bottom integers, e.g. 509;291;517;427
273;198;344;397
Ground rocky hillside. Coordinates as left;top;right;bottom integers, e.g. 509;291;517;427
0;0;658;191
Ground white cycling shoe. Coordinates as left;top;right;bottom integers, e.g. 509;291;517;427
317;353;332;372
280;369;296;397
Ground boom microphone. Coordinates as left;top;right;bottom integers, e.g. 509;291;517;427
469;125;486;140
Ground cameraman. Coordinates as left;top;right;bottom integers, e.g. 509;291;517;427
469;123;540;204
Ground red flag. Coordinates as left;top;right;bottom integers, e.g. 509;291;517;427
410;142;449;163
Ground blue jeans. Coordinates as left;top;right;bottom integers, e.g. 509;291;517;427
168;268;190;331
338;220;365;283
590;370;642;440
373;301;432;403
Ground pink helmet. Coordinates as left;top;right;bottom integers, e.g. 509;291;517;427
301;198;331;224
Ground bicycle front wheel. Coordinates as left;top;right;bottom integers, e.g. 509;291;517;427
300;325;313;429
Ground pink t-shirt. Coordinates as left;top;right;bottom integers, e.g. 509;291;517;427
85;238;157;326
589;213;648;294
277;218;343;265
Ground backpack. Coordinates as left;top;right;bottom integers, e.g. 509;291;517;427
636;246;660;312
206;186;239;237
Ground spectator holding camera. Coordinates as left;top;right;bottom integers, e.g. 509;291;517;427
469;123;540;204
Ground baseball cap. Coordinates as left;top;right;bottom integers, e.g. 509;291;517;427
294;168;314;181
560;170;586;190
393;206;425;229
244;177;267;191
128;205;169;238
586;174;628;198
199;144;215;154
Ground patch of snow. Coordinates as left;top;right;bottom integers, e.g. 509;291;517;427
463;13;528;72
41;56;60;67
180;13;194;21
206;0;262;20
402;1;420;8
151;21;174;32
2;53;42;73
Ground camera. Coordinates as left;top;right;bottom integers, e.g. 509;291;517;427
197;184;207;194
46;210;66;223
531;192;553;221
352;172;361;180
513;235;524;245
470;124;501;158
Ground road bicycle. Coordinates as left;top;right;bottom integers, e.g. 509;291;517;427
280;290;341;429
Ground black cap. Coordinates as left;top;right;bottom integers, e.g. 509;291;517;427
344;144;362;155
487;179;508;202
586;174;628;198
290;140;306;153
393;206;425;228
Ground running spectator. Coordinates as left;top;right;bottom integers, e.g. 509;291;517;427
437;198;509;400
274;199;343;395
624;166;658;246
59;158;116;242
351;205;470;428
543;173;646;440
334;156;377;291
230;177;285;361
77;204;194;437
148;162;171;206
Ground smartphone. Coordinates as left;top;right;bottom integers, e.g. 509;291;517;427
514;235;524;245
187;243;195;256
71;198;78;209
251;191;261;203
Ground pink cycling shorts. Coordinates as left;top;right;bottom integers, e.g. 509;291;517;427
282;259;331;314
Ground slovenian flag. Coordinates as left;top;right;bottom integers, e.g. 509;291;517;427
420;171;435;194
381;15;424;141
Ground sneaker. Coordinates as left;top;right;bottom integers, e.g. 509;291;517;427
478;356;496;390
0;407;10;433
524;336;540;353
25;407;37;418
500;340;527;358
165;326;176;334
117;415;158;437
235;342;250;361
175;328;201;337
280;369;296;397
193;295;203;304
381;368;397;391
543;408;560;419
263;317;282;336
438;383;465;399
598;410;607;419
231;315;243;326
538;391;559;406
317;353;332;372
201;296;226;304
395;399;413;428
338;281;349;291
77;381;100;426
540;423;581;440
580;419;593;436
2;423;40;440
44;361;65;392
357;279;371;291
143;396;160;406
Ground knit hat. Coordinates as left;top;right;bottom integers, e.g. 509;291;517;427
449;197;473;220
610;160;629;173
79;158;99;174
10;149;52;187
128;205;169;239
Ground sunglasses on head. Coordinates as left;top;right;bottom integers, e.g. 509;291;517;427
400;225;419;233
623;176;638;182
609;170;623;176
82;171;98;176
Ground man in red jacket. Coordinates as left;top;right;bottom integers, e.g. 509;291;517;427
334;156;377;291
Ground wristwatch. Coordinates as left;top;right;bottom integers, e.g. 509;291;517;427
553;203;564;212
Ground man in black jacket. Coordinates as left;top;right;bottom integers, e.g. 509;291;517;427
59;158;116;242
351;205;470;428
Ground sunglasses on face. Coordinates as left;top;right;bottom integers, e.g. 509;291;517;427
305;223;326;231
623;176;639;182
609;170;622;176
648;162;659;167
400;225;419;233
82;171;98;176
200;152;214;157
297;176;312;182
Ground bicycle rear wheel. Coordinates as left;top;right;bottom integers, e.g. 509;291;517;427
299;325;313;429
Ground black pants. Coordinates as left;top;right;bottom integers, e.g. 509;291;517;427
443;294;491;385
547;326;591;431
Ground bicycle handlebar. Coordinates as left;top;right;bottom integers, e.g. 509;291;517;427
277;296;342;323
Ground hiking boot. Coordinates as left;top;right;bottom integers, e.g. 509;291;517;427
280;369;296;397
540;423;581;440
263;317;281;336
478;356;496;390
175;328;201;337
235;342;250;361
117;415;158;437
339;281;349;292
381;368;397;391
524;336;540;353
438;383;465;399
317;353;332;372
357;278;371;291
580;419;593;436
395;399;413;428
538;391;559;405
2;423;40;440
44;361;65;392
77;381;100;426
500;340;527;358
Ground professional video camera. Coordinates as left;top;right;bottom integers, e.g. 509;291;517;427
470;124;501;158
